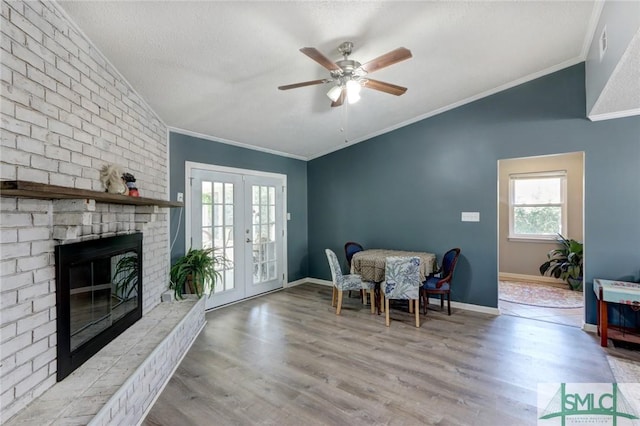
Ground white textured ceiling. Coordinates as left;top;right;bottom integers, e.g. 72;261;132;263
59;1;601;160
590;28;640;117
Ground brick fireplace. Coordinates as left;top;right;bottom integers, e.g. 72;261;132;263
0;0;175;421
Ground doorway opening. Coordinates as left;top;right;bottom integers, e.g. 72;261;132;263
497;152;584;327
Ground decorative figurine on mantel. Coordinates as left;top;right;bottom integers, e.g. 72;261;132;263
122;172;139;197
100;164;129;195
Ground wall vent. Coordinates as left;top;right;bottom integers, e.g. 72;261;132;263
599;26;608;62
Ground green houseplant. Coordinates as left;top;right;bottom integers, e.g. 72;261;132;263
539;234;584;291
169;247;226;299
113;254;139;300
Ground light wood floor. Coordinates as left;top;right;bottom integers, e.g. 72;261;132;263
143;283;614;426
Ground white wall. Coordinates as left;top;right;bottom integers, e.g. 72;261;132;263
0;0;169;421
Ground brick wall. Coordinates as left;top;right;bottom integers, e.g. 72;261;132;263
0;0;169;422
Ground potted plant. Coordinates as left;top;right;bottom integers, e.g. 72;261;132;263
169;247;227;299
539;234;584;291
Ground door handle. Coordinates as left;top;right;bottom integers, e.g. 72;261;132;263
246;238;252;243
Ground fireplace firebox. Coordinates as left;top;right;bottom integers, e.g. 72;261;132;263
55;233;143;380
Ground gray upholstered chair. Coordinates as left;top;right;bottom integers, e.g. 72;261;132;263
325;249;376;315
381;256;421;327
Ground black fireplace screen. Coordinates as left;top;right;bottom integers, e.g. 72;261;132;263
55;233;142;380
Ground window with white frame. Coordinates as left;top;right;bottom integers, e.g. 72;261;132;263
509;171;567;240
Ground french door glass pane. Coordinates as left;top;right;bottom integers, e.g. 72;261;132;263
251;184;278;284
204;180;235;294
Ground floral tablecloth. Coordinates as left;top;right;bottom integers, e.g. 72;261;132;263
350;249;436;283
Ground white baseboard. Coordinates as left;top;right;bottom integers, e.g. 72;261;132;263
499;272;566;286
582;323;597;333
450;301;500;315
304;278;333;287
285;278;311;288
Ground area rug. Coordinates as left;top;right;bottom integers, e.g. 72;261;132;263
607;355;640;383
499;280;583;308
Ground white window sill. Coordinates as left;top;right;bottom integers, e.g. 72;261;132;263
508;236;560;243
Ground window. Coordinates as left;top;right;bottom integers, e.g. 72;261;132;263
509;171;567;240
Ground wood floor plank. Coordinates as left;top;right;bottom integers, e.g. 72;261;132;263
143;283;616;426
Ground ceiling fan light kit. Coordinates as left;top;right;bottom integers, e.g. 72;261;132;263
279;41;412;107
326;85;343;102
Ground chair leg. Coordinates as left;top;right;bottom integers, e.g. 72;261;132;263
332;287;337;307
369;289;375;314
440;294;444;309
336;290;344;315
415;299;420;328
385;298;390;327
409;299;413;313
380;291;385;313
447;293;451;315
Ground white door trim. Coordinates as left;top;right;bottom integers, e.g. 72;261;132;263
184;161;288;290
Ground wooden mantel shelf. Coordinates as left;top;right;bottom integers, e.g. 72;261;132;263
0;180;183;208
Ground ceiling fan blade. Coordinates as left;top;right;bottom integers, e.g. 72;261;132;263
363;79;408;96
300;47;342;72
331;88;346;107
278;79;329;90
359;47;412;74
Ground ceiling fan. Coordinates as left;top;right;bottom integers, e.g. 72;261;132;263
278;41;412;107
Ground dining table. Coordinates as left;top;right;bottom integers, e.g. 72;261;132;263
350;249;437;283
350;249;437;314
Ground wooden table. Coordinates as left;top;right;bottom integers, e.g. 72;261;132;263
594;279;640;347
351;249;436;314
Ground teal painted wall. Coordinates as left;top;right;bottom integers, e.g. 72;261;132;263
307;63;640;324
169;133;309;281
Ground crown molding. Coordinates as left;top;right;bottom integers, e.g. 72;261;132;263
168;127;307;161
588;108;640;122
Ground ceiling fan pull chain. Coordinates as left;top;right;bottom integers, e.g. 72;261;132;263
341;101;349;143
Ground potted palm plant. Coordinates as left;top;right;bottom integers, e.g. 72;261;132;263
539;234;584;291
169;247;227;299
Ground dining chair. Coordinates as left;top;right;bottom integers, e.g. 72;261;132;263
421;248;461;315
325;249;376;315
381;256;421;327
344;241;364;301
344;241;364;269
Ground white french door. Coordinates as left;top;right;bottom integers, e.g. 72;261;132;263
187;163;286;310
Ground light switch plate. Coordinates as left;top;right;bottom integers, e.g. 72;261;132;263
287;213;291;220
177;192;184;202
461;212;480;222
